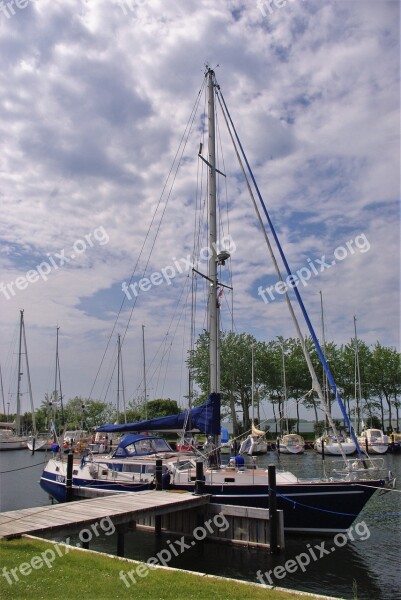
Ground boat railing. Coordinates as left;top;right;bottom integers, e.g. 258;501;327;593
326;457;387;481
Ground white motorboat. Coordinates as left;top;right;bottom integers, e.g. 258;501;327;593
358;428;388;454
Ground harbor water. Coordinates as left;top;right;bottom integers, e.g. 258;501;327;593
1;450;400;599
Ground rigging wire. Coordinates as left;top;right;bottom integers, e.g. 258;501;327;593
88;77;207;403
216;84;365;463
215;86;350;463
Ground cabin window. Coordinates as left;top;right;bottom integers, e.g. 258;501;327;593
122;464;141;473
124;444;138;456
145;464;168;474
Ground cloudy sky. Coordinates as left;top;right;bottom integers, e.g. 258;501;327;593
0;0;399;421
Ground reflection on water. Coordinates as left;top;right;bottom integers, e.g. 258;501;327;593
1;450;400;599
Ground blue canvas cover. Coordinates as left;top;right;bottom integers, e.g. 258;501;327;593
97;393;221;435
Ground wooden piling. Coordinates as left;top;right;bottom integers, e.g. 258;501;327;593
268;464;278;554
65;452;74;502
195;461;205;495
155;459;163;491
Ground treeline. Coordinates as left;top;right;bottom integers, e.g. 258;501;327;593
188;331;400;435
0;397;180;433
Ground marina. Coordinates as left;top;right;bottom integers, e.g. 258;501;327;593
0;3;399;600
1;449;400;599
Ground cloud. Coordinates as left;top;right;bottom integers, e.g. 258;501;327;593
0;0;399;419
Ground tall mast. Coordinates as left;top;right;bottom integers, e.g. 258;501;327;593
207;67;219;394
282;344;288;433
16;309;23;435
251;343;254;423
319;291;330;418
142;324;147;418
54;326;59;407
0;362;5;417
354;316;362;434
117;334;121;423
22;315;36;434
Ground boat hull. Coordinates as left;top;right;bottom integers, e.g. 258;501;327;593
315;442;356;456
40;466;383;534
0;436;28;450
279;446;304;455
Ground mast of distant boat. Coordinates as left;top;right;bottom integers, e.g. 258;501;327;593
0;362;5;419
354;316;362;435
16;310;23;435
281;343;289;434
142;324;147;419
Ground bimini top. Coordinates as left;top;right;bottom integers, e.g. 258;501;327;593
112;434;174;458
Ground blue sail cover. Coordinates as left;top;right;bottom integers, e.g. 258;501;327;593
96;393;221;435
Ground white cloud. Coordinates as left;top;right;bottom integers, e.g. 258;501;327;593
0;0;399;417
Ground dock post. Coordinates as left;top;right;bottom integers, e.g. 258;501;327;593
276;439;280;455
391;434;395;452
155;459;163;491
66;451;74;502
321;438;325;460
268;464;278;554
195;461;205;495
365;436;369;455
155;514;162;537
117;525;125;557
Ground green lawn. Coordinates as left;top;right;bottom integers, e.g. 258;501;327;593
0;538;325;600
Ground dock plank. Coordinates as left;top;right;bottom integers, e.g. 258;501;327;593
0;492;210;539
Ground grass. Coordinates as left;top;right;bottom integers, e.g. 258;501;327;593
0;538;322;600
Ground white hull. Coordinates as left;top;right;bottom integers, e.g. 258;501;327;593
27;436;53;451
239;435;267;456
0;434;28;450
279;434;304;454
280;445;304;455
315;440;356;456
358;429;388;455
361;443;388;455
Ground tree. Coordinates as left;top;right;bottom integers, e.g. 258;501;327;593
188;330;258;434
145;399;181;420
63;397;116;430
371;343;401;431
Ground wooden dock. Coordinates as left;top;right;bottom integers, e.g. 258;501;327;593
0;490;210;540
0;490;284;553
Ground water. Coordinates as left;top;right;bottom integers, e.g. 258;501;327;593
1;450;400;599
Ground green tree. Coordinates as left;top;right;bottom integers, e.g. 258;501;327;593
371;343;401;431
145;399;181;419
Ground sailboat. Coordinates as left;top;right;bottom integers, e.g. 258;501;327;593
278;343;304;455
354;317;388;455
239;344;267;456
314;293;356;456
40;67;393;533
28;326;63;452
0;310;34;451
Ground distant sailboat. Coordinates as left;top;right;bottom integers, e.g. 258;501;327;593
278;343;304;455
1;311;34;451
354;317;388;455
28;326;63;452
239;343;267;456
314;293;356;456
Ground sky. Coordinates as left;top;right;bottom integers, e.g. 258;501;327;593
0;0;399;423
